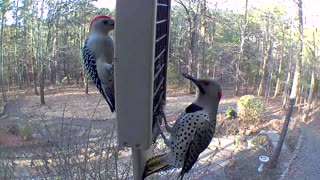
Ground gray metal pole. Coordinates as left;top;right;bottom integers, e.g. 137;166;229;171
115;1;157;179
132;147;152;179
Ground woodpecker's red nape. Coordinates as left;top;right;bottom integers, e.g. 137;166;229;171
89;15;112;31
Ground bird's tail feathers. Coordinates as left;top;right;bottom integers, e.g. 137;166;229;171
143;153;172;178
101;87;115;112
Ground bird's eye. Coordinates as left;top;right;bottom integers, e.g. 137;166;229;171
103;19;109;25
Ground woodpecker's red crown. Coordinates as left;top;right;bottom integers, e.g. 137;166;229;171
89;15;112;31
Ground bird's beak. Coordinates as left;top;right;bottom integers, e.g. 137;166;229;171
182;73;205;94
182;73;199;86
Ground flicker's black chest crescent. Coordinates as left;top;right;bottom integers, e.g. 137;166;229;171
169;103;215;169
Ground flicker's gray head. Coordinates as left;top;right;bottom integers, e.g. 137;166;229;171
89;15;115;34
183;73;222;111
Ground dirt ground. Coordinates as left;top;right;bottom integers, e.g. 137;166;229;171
0;84;300;179
0;85;242;144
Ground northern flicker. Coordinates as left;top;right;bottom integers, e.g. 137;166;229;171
143;73;222;179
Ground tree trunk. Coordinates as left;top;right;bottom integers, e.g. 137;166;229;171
282;20;294;109
258;40;273;96
295;85;299;105
265;71;273;102
190;14;199;94
56;61;62;85
258;16;273;96
297;85;303;112
302;30;317;121
29;16;39;95
50;60;55;85
212;65;216;80
177;0;199;94
235;0;249;96
188;50;194;93
273;25;285;97
14;0;22;90
0;11;7;102
209;13;217;80
282;67;292;109
38;0;45;105
32;56;39;95
313;80;318;109
84;76;88;94
39;63;45;105
269;0;303;168
274;55;284;97
197;0;206;79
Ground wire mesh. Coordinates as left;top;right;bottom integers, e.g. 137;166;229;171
152;0;171;142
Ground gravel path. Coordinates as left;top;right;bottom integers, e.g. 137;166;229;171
287;111;320;179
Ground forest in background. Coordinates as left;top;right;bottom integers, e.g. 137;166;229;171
0;0;319;177
0;0;318;110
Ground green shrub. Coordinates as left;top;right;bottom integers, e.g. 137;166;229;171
225;107;237;119
20;123;32;141
250;135;268;145
237;95;266;123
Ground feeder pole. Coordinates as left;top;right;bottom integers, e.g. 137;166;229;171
115;0;157;179
115;0;171;178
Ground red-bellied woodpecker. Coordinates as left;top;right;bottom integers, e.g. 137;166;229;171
143;73;222;179
82;15;115;112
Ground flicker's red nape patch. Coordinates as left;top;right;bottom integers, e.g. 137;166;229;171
218;91;222;101
89;15;112;31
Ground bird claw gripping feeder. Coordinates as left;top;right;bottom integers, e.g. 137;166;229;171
115;0;171;179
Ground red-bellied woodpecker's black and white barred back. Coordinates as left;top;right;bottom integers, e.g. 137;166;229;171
82;39;115;112
82;15;115;112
